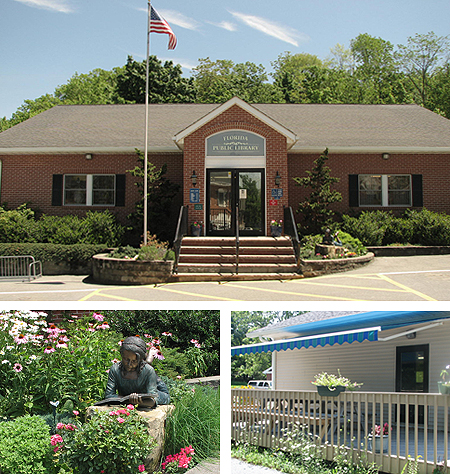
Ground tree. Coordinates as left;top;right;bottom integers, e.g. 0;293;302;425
115;55;196;104
397;31;450;107
192;57;281;103
428;63;450;118
127;149;180;243
293;148;342;235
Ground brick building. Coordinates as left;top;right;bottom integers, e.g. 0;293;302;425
1;97;449;238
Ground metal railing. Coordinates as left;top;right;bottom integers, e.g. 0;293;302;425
235;204;240;274
0;255;42;281
172;205;189;274
283;206;301;271
232;388;450;474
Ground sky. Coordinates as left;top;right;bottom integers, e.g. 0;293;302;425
1;0;449;119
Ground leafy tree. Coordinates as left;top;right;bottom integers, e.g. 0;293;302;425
127;149;180;243
116;55;196;104
428;63;450;118
271;51;323;103
293;148;342;235
326;43;355;72
192;57;281;103
397;31;450;107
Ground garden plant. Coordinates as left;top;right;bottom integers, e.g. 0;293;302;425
0;310;219;474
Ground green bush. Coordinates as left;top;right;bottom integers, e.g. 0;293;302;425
299;233;366;259
0;205;37;243
59;408;154;474
406;208;450;246
0;243;111;267
340;211;388;246
164;385;220;460
0;415;55;474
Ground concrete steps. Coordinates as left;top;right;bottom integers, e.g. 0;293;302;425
175;237;301;280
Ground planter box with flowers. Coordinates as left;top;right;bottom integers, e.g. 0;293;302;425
270;219;283;237
368;423;391;453
438;365;450;394
191;221;203;237
311;370;363;397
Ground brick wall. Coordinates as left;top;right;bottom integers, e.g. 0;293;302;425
183;104;288;234
288;152;450;226
0;152;183;228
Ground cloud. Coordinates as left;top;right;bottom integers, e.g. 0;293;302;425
158;10;200;31
207;21;237;32
14;0;74;13
229;11;309;47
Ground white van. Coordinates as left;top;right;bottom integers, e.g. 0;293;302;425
247;380;272;389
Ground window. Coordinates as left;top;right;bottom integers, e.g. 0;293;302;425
396;344;429;393
359;174;411;207
64;174;115;206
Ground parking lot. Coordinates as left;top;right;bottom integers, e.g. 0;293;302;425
0;255;448;301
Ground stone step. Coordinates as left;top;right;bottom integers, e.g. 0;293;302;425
175;263;299;274
179;254;296;264
170;273;304;282
182;236;292;247
180;246;294;255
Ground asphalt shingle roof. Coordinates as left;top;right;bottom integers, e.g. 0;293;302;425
1;103;450;152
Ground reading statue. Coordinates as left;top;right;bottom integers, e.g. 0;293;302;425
101;336;170;408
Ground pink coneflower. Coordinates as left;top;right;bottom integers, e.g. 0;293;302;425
162;332;172;337
92;312;104;322
44;346;55;354
56;340;68;349
13;363;23;372
14;334;28;344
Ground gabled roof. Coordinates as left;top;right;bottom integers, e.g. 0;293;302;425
172;97;297;149
1;102;450;154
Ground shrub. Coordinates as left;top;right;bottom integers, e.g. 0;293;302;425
0;415;55;474
299;233;366;260
406;208;450;246
57;407;154;474
340;212;387;246
0;204;37;243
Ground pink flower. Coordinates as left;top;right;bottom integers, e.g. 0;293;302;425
13;363;23;373
44;346;55;354
73;410;79;416
14;334;28;344
56;423;65;430
190;339;198;344
50;434;63;446
92;312;104;322
117;417;125;423
177;375;182;379
138;465;146;472
162;332;172;337
127;404;135;410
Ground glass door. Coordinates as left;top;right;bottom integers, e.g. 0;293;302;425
206;169;264;236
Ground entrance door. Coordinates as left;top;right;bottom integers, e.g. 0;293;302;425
206;169;264;236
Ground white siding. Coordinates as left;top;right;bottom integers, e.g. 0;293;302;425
273;321;450;393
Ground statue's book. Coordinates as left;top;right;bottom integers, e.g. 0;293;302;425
94;394;156;408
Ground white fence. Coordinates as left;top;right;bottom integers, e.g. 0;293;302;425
231;389;450;474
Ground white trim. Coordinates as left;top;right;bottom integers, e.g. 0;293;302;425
173;97;297;149
289;146;450;154
378;322;443;341
0;146;180;155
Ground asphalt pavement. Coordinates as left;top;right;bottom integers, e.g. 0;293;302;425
0;254;448;301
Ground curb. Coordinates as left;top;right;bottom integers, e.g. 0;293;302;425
300;252;374;277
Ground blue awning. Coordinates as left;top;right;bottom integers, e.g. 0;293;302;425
231;327;379;356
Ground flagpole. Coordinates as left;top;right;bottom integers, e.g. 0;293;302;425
143;0;151;246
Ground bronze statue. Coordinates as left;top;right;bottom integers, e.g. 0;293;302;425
99;336;170;408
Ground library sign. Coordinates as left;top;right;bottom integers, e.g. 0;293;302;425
206;131;265;157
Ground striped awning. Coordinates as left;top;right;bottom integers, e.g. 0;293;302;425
231;327;379;356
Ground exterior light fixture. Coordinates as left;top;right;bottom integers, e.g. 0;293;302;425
85;153;93;160
406;332;416;339
382;153;390;160
275;171;281;186
191;170;198;187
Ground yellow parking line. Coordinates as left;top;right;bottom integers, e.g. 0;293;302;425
226;283;366;301
296;280;408;293
154;287;241;301
377;274;437;301
78;289;104;301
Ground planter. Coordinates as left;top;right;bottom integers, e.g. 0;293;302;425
191;225;202;237
316;385;346;397
270;226;282;237
368;435;389;453
438;381;450;394
92;253;174;285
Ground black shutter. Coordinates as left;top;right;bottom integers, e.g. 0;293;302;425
412;174;423;207
52;174;63;206
348;174;359;207
115;174;126;207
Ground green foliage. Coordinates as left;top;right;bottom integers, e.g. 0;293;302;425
164;385;219;460
0;204;38;242
59;408;154;474
104;311;220;377
0;415;56;474
110;236;174;261
294;148;342;235
340;209;450;246
0;243;111;267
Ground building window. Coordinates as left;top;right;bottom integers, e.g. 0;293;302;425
358;174;412;207
64;174;115;206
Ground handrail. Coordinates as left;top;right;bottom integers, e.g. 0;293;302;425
283;206;301;272
235;204;240;274
173;205;189;274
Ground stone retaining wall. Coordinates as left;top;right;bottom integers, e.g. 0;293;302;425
92;254;174;285
367;246;450;256
300;252;374;278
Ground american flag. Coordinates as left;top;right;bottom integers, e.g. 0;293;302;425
149;6;177;50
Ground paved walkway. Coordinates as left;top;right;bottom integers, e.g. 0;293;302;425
187;459;220;474
0;255;448;301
